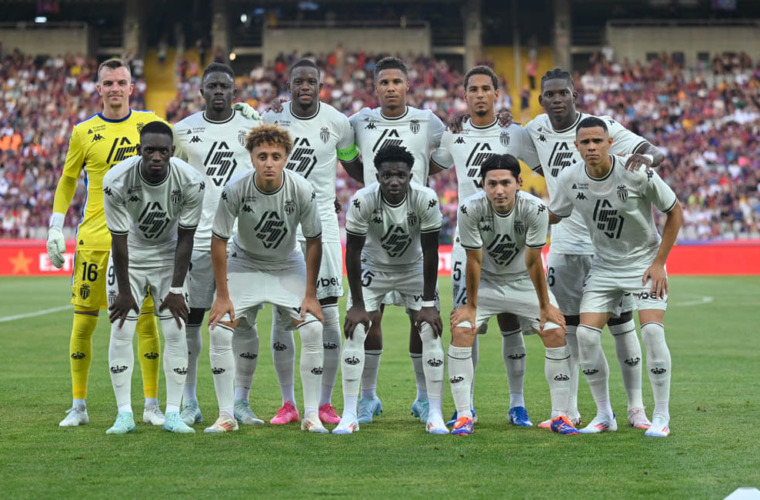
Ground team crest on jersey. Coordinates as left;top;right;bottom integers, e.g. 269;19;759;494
320;127;330;144
617;185;629;202
138;201;170;239
171;189;182;204
284;199;295;215
371;208;383;224
410;119;420;135
79;283;91;300
136;122;145;133
514;221;525;235
500;131;510;147
406;210;418;226
254;210;288;249
238;130;248;147
380;225;412;257
107;290;117;307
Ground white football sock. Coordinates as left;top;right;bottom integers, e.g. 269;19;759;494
320;305;341;407
545;345;572;419
209;324;235;416
502;328;526;408
297;318;324;416
448;344;473;419
641;322;671;420
470;335;479;409
233;320;259;402
159;317;188;409
184;322;202;402
109;318;137;413
361;349;382;399
610;318;644;410
410;353;427;400
565;325;580;417
419;322;445;414
271;308;296;405
340;323;367;417
577;324;613;419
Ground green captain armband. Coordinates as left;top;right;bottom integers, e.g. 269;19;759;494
337;143;359;162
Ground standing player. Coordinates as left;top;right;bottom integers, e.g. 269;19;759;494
548;117;682;437
48;58;165;427
524;68;664;429
102;122;204;434
431;65;541;427
333;145;446;435
173;62;264;427
207;125;327;434
349;57;446;423
262;59;362;426
448;155;575;436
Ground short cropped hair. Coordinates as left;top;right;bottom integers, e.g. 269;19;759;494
374;57;408;79
290;58;320;77
464;65;499;90
98;58;131;80
140;121;173;140
244;124;293;155
576;116;608;135
373;145;414;171
202;62;235;81
480;154;521;181
540;68;573;90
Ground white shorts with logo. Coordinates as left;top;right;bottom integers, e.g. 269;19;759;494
300;239;344;300
106;255;182;321
186;249;215;310
451;240;468;308
547;251;632;317
454;276;561;334
347;266;439;314
581;267;668;314
222;252;318;327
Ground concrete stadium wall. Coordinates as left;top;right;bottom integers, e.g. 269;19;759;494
607;25;760;66
0;25;89;56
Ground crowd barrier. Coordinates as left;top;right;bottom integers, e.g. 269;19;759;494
2;239;758;276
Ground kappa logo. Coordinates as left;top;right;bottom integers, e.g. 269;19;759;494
539;134;546;142
537;204;546;213
92;133;105;142
173;367;188;375
372;128;403;152
344;356;360;365
647;169;654;180
426;358;443;367
624;357;640;366
138;202;170;239
254;210;288;249
365;120;377;129
128;195;141;203
311;367;324;375
459;205;468;215
204;141;238;186
211;367;225;374
110;365;128;374
273;341;288;351
428;199;438;209
554;374;570;381
576;192;587;200
352;199;361;209
242;204;253;213
106;137;137;166
190;136;202;143
507;353;526;360
380;225;412;257
103;186;113;197
144;352;159;360
239;352;258;359
455;136;466;144
547;141;575;177
465;142;495;189
449;376;464;384
71;352;86;360
410;119;420;134
486;234;518;266
79;283;91;299
583;368;599;375
287;137;318;178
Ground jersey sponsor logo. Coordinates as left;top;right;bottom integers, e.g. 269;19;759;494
547;142;575;177
410;119;420;134
592;199;625;239
254;210;288;249
204;141;238;186
617;185;629;202
287;137;318;178
486;234;518;266
106;137;137;166
137;201;171;239
500;131;510;147
465;142;496;188
320;127;330;144
372;129;403;152
380;224;412;257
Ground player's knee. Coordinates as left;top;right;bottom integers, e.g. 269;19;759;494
297;320;323;353
576;324;602;348
209;324;234;352
451;326;476;347
538;327;565;348
641;322;668;360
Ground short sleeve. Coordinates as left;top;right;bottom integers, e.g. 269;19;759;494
419;189;443;233
102;175;130;235
345;192;370;237
212;182;240;240
178;173;205;230
644;170;678;213
606;116;649;156
457;200;483;250
430;131;454;169
298;182;322;239
61;126;85;179
512;126;541;170
548;169;574;218
336;115;359;162
428;113;445;148
524;198;549;248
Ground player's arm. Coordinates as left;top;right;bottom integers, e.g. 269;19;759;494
525;246;565;332
450;247;481;332
548;175;573;224
643;173;683;298
337;117;364;184
208;235;232;328
340;156;364;185
47;129;85;268
417;230;443;336
160;227;195;328
107;233;139;327
301;236;324;323
344;232;370;338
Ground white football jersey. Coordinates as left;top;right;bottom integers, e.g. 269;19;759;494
345;183;442;272
350;106;445;186
524;112;650;254
263;102;358;242
212;169;321;271
103;156;205;267
549;154;678;273
458;190;548;285
173;109;261;251
432;120;539;202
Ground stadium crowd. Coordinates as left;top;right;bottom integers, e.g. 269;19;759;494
1;46;758;241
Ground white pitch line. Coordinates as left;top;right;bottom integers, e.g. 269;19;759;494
671;296;713;307
0;305;72;323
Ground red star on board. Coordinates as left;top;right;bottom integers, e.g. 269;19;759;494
9;251;33;275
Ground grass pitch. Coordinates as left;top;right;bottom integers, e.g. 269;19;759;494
0;276;758;499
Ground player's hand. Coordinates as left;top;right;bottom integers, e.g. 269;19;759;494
624;153;653;172
334;197;342;214
344;305;370;339
450;304;477;334
159;291;190;329
46;227;66;269
232;102;260;120
643;263;668;299
497;109;514;127
267;98;287;114
108;293;140;328
448;113;469;133
540;304;566;333
300;294;324;323
415;306;443;338
209;296;235;329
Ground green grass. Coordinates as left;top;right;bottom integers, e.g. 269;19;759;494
1;276;758;499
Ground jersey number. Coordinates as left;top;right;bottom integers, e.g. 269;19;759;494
81;262;99;282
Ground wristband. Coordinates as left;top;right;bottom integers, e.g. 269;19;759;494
421;300;436;308
168;287;184;295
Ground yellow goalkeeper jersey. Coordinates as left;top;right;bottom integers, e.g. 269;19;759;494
60;110;165;250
